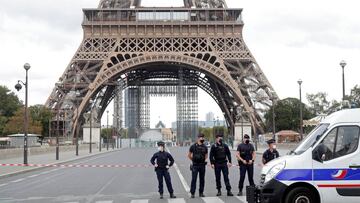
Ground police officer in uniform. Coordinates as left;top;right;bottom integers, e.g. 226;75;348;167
236;134;256;196
262;139;280;165
210;134;234;196
150;141;176;199
188;133;208;198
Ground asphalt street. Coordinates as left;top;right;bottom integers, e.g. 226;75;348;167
0;147;262;203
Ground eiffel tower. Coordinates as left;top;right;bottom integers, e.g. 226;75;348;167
45;0;277;143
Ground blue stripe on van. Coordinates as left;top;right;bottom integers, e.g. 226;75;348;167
276;169;360;181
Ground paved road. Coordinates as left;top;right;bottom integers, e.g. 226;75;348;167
0;147;262;203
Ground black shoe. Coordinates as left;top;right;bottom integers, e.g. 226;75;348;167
199;193;205;197
216;190;222;196
160;194;163;199
227;191;234;196
237;191;243;196
170;193;176;199
191;194;195;198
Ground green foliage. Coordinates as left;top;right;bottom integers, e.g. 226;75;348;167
3;108;42;135
29;105;52;137
264;97;314;132
198;126;228;143
101;128;113;139
306;92;341;115
0;86;22;136
349;85;360;108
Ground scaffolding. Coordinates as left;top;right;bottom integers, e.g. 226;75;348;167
118;76;198;142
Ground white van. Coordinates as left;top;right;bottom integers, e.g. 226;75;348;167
249;108;360;203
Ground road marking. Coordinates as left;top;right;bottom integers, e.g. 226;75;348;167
11;178;25;183
167;148;190;193
201;197;225;203
168;198;186;203
130;200;148;203
28;174;39;178
235;196;247;202
0;183;8;187
95;201;113;203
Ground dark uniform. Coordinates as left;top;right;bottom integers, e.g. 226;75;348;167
209;140;233;195
262;148;280;164
150;142;175;198
237;139;255;192
263;139;280;164
189;142;208;196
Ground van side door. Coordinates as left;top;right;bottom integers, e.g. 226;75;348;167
312;125;360;203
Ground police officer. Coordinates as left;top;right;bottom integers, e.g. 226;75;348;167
210;134;234;196
188;133;208;198
236;134;256;196
262;139;280;165
150;141;176;199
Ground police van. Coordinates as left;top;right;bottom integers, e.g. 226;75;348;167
249;108;360;203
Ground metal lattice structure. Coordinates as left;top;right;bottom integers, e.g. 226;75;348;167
119;75;198;141
45;0;278;141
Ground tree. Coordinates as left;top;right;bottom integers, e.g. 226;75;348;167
0;85;22;136
29;105;52;137
264;98;314;132
349;85;360;108
3;108;42;135
306;92;330;115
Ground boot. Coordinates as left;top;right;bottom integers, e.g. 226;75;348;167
216;190;222;196
170;193;176;199
227;191;234;196
160;194;163;199
237;191;243;196
191;193;195;198
199;193;205;197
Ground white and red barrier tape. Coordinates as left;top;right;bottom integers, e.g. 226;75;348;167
0;163;262;168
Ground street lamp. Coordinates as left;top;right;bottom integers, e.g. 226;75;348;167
106;110;109;151
75;90;81;156
89;99;93;154
213;118;216;142
340;60;347;100
297;79;303;141
15;63;30;165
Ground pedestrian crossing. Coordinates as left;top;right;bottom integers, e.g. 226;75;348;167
64;196;247;203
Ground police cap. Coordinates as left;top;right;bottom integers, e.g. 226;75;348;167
157;141;165;147
266;139;276;145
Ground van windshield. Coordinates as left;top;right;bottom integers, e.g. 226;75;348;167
292;123;329;155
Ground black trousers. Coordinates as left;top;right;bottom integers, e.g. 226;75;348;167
238;164;255;191
156;169;174;194
214;164;232;191
190;164;206;194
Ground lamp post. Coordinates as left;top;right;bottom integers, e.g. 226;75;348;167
15;63;30;165
106;110;109;151
89;100;93;154
56;110;60;160
213;118;216;142
298;79;303;141
340;60;347;100
75;90;81;156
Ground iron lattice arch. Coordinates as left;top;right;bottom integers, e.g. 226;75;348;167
45;0;278;141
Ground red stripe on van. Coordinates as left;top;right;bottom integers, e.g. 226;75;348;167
318;184;360;188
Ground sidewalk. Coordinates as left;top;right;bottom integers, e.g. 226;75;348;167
0;146;121;179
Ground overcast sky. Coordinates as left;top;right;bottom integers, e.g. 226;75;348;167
1;0;359;127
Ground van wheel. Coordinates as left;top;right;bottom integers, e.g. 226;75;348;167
284;187;316;203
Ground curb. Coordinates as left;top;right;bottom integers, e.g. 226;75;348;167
0;149;122;179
